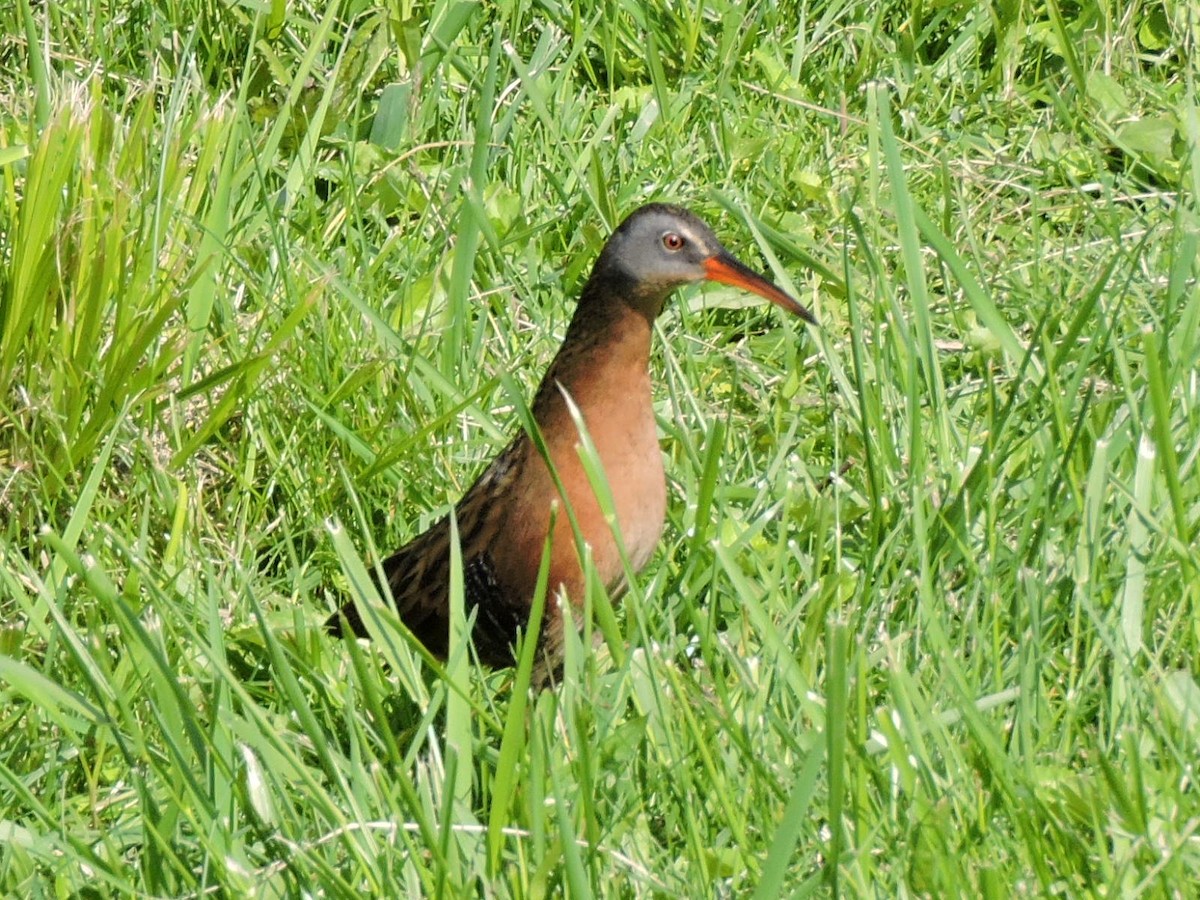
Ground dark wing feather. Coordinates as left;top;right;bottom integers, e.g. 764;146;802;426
327;435;532;667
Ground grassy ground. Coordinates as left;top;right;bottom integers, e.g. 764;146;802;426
2;0;1198;896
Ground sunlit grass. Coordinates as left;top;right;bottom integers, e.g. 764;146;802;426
1;0;1198;895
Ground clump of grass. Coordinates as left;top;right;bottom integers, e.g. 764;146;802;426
1;0;1197;895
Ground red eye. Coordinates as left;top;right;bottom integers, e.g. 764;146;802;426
662;232;685;251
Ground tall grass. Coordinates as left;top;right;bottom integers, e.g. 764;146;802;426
1;0;1197;895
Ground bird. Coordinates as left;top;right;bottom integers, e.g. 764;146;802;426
328;202;815;685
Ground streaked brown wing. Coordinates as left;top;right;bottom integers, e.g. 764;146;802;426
328;434;533;666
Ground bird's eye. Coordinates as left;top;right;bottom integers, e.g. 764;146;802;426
662;232;685;251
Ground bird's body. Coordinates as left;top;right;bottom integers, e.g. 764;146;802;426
329;203;813;683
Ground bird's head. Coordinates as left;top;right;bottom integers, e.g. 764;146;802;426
593;203;816;324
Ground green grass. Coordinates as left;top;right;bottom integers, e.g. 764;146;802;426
2;0;1198;895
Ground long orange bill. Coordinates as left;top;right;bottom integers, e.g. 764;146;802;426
703;252;816;325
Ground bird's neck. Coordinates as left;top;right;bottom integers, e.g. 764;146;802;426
530;277;659;425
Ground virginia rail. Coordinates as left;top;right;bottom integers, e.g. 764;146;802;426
329;203;815;684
